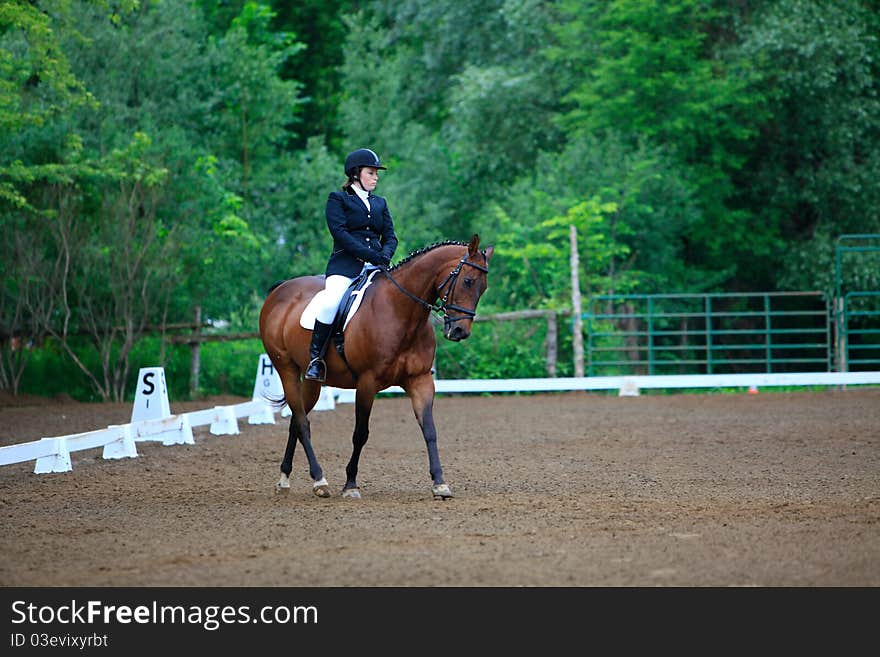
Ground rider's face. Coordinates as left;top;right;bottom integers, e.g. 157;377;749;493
358;167;379;191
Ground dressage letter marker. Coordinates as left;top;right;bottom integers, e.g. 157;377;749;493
248;354;285;423
131;367;172;422
253;354;284;399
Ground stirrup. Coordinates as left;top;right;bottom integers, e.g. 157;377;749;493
305;358;326;382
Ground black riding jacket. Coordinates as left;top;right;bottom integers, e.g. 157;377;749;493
324;188;398;278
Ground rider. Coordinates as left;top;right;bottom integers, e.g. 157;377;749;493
304;148;398;382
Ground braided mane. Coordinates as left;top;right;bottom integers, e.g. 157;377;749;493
390;240;469;271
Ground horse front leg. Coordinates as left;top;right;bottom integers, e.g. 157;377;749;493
342;386;377;499
296;411;330;498
406;374;453;500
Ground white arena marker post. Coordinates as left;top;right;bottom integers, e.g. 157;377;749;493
335;388;356;404
135;414;194;446
313;386;336;411
131;367;172;422
618;377;640;397
103;424;138;460
34;438;72;474
210;405;240;435
249;354;285;424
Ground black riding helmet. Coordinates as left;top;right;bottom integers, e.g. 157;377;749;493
344;148;387;178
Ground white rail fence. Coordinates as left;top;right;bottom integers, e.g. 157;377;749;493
2;355;879;475
0;359;306;475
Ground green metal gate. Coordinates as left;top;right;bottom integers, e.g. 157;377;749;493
584;292;831;376
835;234;880;372
843;292;880;370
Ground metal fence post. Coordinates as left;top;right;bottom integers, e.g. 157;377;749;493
706;296;713;374
647;297;655;375
764;295;772;373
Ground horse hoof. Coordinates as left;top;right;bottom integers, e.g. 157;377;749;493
432;483;454;500
313;477;331;498
275;483;290;495
341;488;362;499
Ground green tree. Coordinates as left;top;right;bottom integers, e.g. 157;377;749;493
731;0;880;292
337;1;562;248
62;0;305;322
2;1;309;398
41;133;179;402
549;0;771;286
0;0;116;393
480;132;707;310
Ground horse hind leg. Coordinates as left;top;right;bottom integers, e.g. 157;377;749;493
276;418;331;498
275;415;298;495
275;366;330;498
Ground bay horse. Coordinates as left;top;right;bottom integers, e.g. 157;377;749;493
259;234;494;500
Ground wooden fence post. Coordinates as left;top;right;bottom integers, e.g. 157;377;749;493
546;311;557;377
190;306;201;399
570;226;584;377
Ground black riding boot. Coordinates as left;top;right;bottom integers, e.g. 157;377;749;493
305;320;333;382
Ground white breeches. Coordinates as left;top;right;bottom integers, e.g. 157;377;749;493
312;275;354;324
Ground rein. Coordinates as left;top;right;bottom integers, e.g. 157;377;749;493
380;254;489;323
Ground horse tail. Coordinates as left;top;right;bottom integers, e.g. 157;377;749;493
264;394;288;410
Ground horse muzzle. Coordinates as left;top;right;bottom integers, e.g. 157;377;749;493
443;321;470;341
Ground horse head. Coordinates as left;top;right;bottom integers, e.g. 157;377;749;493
438;234;494;342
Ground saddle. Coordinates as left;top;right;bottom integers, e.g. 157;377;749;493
296;265;381;378
329;266;381;362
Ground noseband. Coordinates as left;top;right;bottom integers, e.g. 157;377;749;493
380;254;489;326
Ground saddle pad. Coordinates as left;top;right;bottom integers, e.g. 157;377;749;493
300;269;380;331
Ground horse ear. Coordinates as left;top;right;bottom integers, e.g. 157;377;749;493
484;245;494;261
468;233;480;257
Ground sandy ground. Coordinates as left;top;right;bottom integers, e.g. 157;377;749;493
0;388;878;586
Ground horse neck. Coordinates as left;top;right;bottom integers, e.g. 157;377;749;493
392;246;463;307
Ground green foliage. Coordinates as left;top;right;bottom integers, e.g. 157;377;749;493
197;339;265;397
17;335;266;402
478;132;718;311
268;0;356;148
434;320;558;379
3;0;880;398
548;0;773;285
0;1;310;398
0;0;99;208
732;0;880;290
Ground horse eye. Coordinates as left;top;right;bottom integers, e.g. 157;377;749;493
464;278;474;288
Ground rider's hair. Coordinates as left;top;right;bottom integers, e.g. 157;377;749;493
341;172;358;192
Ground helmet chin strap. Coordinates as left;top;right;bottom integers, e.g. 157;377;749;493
354;170;369;192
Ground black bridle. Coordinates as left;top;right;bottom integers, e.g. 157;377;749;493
379;253;489;327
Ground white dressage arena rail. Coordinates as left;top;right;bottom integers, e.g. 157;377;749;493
378;370;880;395
0;397;278;474
2;358;878;475
0;364;286;475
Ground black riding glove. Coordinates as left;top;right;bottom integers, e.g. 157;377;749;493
360;250;382;266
